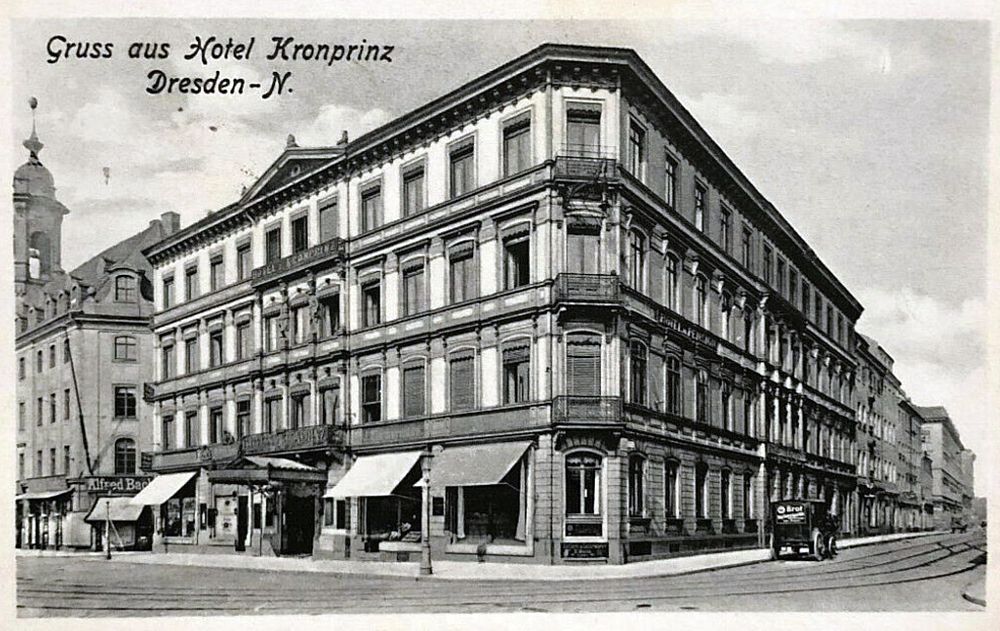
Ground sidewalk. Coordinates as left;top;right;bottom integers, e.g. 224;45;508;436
961;566;987;607
16;530;944;582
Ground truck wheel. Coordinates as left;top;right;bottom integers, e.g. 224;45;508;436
812;531;825;562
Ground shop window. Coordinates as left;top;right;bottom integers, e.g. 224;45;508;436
319;197;338;242
115;275;137;302
263;397;281;433
565;105;601;155
629;341;647;405
319;294;341;337
565;452;603;537
566;332;601;396
448;242;477;303
361;279;381;327
162;415;175;450
162;482;196;538
184;411;199;448
449;140;475;198
502;114;531;177
114;386;137;418
320;384;340;425
291;305;310;345
664;461;679;519
265;226;282;263
209;328;224;366
450;459;526;544
361;186;382;232
502;342;530;404
402;166;425;217
361;373;382;423
695;463;709;518
114;335;137;361
236;400;251;439
323;498;349;529
402;262;425;316
628;455;645;517
114;438;136;474
448;352;476;412
627;229;645;292
566;220;600;274
237;242;252;281
236;321;252;360
402;362;425;418
291;214;309;253
209;407;223;444
503;236;530;290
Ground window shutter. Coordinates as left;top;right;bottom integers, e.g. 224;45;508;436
502;343;530;364
449;354;475;410
566;335;601;396
403;364;425;417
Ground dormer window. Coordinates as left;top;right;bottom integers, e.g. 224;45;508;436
115;275;137;302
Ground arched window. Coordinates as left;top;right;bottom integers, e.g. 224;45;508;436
115;275;137;302
628;341;647;405
565;451;603;528
627;229;645;292
566;332;602;396
114;438;136;474
114;335;137;361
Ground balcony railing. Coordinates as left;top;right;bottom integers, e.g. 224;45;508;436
552;396;622;425
554;152;618;183
351;403;547;450
554;273;620;304
251;238;344;286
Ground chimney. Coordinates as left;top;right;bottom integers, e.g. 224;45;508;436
338;130;349;146
160;211;181;236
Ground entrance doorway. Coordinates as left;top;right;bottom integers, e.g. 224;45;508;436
284;495;315;555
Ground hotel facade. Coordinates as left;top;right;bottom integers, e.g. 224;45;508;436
140;44;863;564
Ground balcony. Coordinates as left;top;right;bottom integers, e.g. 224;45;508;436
553;273;620;305
251;238;344;287
552;396;623;426
554;153;618;182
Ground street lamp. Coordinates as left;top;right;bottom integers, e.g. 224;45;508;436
419;449;433;576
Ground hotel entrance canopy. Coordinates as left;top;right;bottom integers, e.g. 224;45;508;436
324;451;423;498
414;442;531;487
131;471;197;505
208;456;327;485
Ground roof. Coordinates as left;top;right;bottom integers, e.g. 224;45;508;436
914;406;950;420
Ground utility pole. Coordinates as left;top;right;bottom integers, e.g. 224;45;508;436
105;500;111;560
420;449;433;576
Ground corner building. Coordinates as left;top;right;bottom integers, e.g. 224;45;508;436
143;45;861;563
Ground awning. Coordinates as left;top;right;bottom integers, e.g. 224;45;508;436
85;497;145;523
324;451;423;498
130;471;197;506
15;489;72;501
244;456;319;472
415;441;531;487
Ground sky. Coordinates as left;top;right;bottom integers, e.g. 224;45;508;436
10;19;991;494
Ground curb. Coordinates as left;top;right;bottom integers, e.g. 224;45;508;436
962;585;986;607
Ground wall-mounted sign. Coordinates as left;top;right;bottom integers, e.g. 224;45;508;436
78;476;152;495
561;542;609;559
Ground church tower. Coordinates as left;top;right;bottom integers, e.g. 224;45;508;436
13;97;69;296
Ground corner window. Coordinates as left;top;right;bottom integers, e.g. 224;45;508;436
115;275;137;302
503;235;530;290
448;352;476;411
114;335;137;361
114;386;137;418
361;186;382;232
565;452;602;520
566;220;600;274
361;278;382;327
502;114;531;177
361;373;382;423
449;140;476;198
502;342;530;404
565;105;601;155
402;361;426;418
448;243;477;304
402;167;425;217
265;226;282;263
291;214;309;253
566;332;602;396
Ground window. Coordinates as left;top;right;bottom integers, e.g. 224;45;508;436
361;374;382;423
402;262;425;316
50;448;56;476
36;349;43;373
162;415;175;450
789;269;798;305
63;389;70;421
666;356;682;415
50;393;56;423
36;397;43;426
449;352;476;411
210;256;225;291
802;282;811;318
63;446;71;477
566;332;602;396
36;450;43;477
502;342;530;404
320;384;340;426
815;294;823;326
741;226;753;272
695;463;709;518
290;393;310;429
627;229;645;292
565;453;602;517
319;197;338;242
263;314;280;352
19;453;24;481
566;105;601;154
743;473;754;519
627;120;645;180
629;341;647;405
826;306;834;337
291;215;309;253
361;278;381;327
721;292;732;340
184;411;199;448
744;388;754;435
566;221;600;274
208;328;224;366
184;265;199;301
666;254;679;310
721;470;732;519
163;276;175;308
115;438;136;474
664;461;679;518
115;275;137;302
46;345;54;369
402;362;426;418
628;456;644;517
402;167;425;216
503;235;530;290
319;294;340;337
361;186;382;232
184;335;199;373
720;207;732;252
236;400;251;439
665;155;677;209
694;184;706;232
265;227;282;263
324;497;350;529
114;386;137;418
449;140;475;198
114;335;137;361
236;320;252;360
161;340;176;379
237;242;252;281
18;402;25;430
502;115;531;177
776;258;786;294
695;275;708;328
762;245;773;284
722;382;733;431
18;357;24;380
263;397;281;433
696;370;709;424
448;243;477;303
291;305;310;345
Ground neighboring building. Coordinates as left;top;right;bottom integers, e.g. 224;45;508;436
915;406;969;530
959;449;976;518
140;43;863;564
13;102;179;549
897;399;934;530
971;496;986;526
852;334;902;535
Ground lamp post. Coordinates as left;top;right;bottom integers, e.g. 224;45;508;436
419;449;433;576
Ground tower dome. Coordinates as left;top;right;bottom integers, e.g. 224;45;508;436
13;97;55;199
